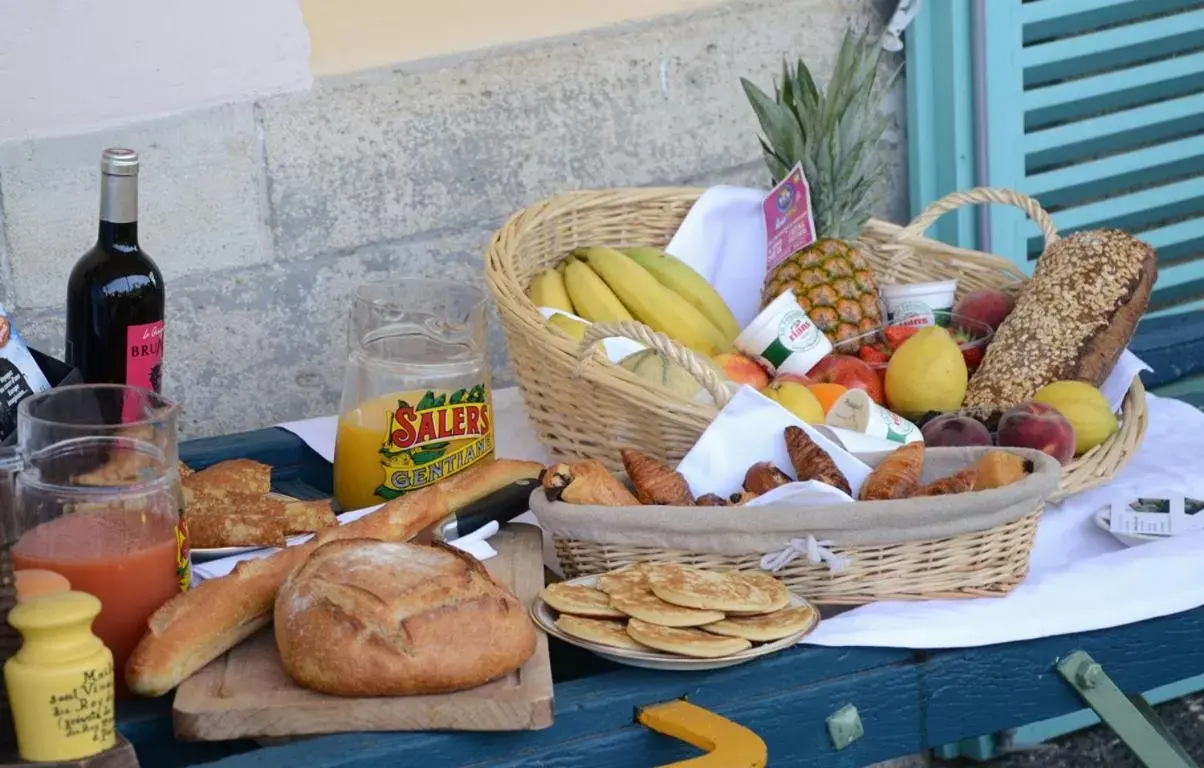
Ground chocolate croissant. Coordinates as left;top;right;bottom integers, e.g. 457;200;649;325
784;426;851;496
743;462;792;495
860;442;924;501
911;467;976;498
621;448;695;506
544;460;641;506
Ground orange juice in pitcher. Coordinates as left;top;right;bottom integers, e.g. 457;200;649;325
332;281;494;511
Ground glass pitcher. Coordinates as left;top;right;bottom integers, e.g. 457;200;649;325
332;280;495;512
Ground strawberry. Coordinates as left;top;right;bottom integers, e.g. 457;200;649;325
859;345;890;364
883;326;918;351
962;346;984;371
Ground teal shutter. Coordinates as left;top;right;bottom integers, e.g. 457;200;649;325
907;0;1204;316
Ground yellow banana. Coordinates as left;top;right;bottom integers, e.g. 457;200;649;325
546;313;588;342
621;247;741;342
527;267;574;314
573;247;729;356
562;257;634;323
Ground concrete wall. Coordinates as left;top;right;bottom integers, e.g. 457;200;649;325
0;0;909;437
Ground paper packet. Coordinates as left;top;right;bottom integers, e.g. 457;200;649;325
0;304;53;441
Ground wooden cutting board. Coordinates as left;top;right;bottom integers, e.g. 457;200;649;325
172;524;554;741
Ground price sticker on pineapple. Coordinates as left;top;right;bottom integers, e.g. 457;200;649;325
763;163;817;271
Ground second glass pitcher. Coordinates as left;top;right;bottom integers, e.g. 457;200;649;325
332;280;495;511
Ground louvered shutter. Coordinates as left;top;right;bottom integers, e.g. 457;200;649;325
906;0;1204;316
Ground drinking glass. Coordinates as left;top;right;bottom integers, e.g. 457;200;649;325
9;436;182;698
332;280;494;512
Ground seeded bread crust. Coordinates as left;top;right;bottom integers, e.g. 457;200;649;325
964;229;1156;409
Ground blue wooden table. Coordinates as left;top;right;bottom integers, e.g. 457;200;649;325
117;314;1204;767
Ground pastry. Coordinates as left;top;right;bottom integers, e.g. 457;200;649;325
971;451;1032;491
540;583;625;618
283;499;338;535
625;618;751;658
645;564;776;614
743;462;792;494
543;460;640;507
556;616;649;651
185;495;288;549
784;426;851;495
701;605;816;642
596;564;650;596
911;467;977;498
859;442;923;501
608;586;725;627
274;538;536;696
965;229;1156;408
126;458;545;697
695;494;730;506
730;571;791;614
729;491;760;506
620;448;694;506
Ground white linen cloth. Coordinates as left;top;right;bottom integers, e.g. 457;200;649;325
279;386;1204;649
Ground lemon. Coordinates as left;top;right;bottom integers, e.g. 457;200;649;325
762;381;825;425
1033;380;1118;455
884;327;968;417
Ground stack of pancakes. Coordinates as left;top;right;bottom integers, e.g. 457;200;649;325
542;564;815;659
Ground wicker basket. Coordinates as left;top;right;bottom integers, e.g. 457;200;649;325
485;186;1148;503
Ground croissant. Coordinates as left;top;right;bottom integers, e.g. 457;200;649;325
860;442;924;501
545;460;641;506
729;491;760;506
621;448;695;506
743;462;792;494
911;467;977;498
971;451;1032;491
784;426;851;495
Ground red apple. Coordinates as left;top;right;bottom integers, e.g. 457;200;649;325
954;289;1014;332
997;401;1076;465
807;354;885;405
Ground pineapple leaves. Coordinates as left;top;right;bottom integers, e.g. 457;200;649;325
741;78;806;185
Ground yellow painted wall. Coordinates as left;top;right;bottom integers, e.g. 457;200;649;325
301;0;728;76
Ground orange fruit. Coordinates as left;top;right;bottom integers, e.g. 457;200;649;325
807;383;848;414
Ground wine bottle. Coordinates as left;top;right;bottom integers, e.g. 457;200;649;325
65;148;165;392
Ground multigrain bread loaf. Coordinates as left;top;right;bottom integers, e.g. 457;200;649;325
274;538;536;696
125;458;545;697
964;229;1156;408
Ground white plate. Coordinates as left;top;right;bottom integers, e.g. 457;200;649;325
1092;507;1163;548
530;574;819;671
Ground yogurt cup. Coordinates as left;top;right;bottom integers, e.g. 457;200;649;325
880;280;957;328
825;389;922;445
735;291;833;376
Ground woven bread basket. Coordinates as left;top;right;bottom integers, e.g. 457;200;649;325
485;186;1148;503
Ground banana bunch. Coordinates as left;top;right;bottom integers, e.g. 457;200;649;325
525;246;740;356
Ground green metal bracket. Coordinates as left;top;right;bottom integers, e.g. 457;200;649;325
1056;650;1200;768
826;704;864;750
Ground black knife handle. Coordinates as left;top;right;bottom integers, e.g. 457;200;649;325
437;477;540;541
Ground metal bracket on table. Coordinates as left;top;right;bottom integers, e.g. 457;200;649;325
826;704;864;750
1056;650;1200;768
636;699;767;767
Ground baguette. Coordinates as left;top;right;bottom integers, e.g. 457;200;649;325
125;458;545;697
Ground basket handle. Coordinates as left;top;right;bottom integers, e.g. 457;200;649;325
894;187;1060;250
576;320;734;409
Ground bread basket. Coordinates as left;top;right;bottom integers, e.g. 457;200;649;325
485;186;1148;503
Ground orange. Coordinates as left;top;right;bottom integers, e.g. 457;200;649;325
807;383;848;414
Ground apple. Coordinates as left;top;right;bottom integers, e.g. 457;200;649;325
761;381;824;424
712;352;771;390
807;354;886;405
954;289;1014;332
997;401;1076;465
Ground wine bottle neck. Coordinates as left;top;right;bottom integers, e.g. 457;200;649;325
98;172;138;248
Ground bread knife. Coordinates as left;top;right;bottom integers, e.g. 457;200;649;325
424;476;541;543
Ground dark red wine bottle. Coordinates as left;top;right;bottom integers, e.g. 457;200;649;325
65;148;165;392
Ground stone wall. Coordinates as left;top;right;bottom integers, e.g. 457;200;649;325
0;0;909;437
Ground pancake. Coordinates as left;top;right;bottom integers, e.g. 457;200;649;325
625;618;751;658
597;564;650;596
608;586;724;627
555;615;648;651
645;564;775;614
541;583;625;618
701;605;817;642
726;571;792;615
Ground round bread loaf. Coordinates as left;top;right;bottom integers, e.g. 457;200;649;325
274;538;537;697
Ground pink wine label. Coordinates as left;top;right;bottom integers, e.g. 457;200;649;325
126;321;164;393
763;163;817;271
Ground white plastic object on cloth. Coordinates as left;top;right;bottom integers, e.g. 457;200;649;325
882;0;924;52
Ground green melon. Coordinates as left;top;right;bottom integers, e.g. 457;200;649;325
617;349;726;404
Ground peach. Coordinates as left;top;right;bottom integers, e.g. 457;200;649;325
921;413;993;448
807;354;886;406
954;289;1014;332
712;352;771;390
996;401;1076;465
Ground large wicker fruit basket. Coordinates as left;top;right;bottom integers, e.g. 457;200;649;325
485;186;1148;504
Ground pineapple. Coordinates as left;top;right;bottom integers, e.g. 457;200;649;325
742;28;898;344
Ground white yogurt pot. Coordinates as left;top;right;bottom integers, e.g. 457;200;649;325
880;281;957;328
735;291;833;377
825;388;923;445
